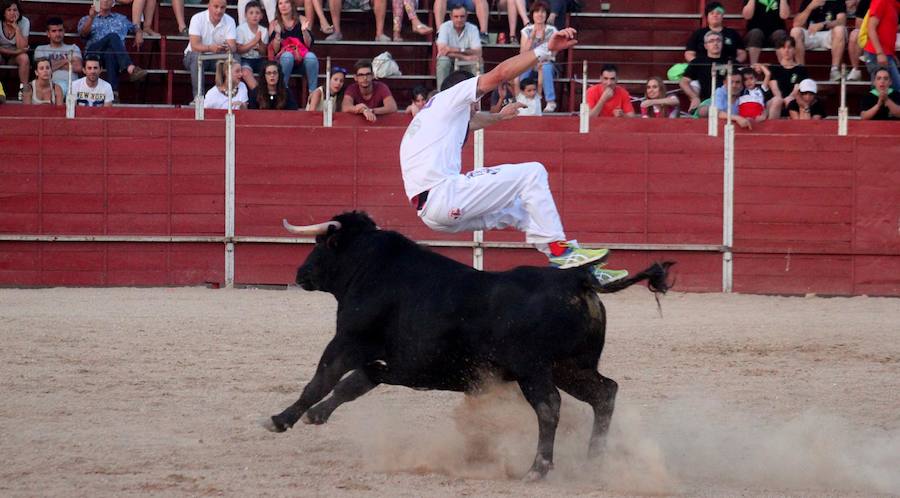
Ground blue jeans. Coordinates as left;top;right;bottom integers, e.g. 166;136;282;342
521;62;556;103
279;51;319;93
864;51;900;92
86;33;134;90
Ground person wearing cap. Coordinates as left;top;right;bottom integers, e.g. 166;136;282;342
742;0;791;65
787;78;826;118
790;0;848;81
860;65;900;118
680;30;731;116
685;2;747;63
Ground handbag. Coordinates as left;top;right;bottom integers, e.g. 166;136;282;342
372;51;402;78
268;36;309;62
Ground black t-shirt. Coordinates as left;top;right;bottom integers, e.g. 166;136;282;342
787;97;827;118
684;55;730;100
798;0;847;28
743;0;787;35
860;90;900;119
770;64;810;98
248;87;299;110
685;27;745;61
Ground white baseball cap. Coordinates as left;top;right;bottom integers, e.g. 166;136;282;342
799;79;817;94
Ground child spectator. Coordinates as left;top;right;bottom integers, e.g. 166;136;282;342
71;55;114;107
250;61;298;109
341;59;398;122
860;66;900;119
204;60;249;109
587;63;635;117
686;2;747;63
22;57;63;105
489;80;516;112
270;0;319;94
640;76;680;118
392;0;433;41
236;1;269;90
768;34;810;117
34;17;83;97
307;65;346;111
787;78;826;118
405;85;428;115
737;64;774;120
520;0;558;112
790;0;848;80
0;0;30;98
516;77;542;115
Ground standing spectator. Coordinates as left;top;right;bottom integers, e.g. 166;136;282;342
391;0;433;41
70;55;114;107
204;60;249;109
323;0;390;42
860;66;900;118
22;57;63;105
768;34;810;117
270;0;318;94
236;1;269;90
685;2;747;63
341;58;398;121
435;5;482;90
183;0;238;101
34;17;83;97
862;0;900;91
306;65;346;111
846;0;870;81
743;0;791;65
790;0;848;80
680;31;730;116
787;78;827;118
587;63;635;118
250;60;299;109
0;0;30;98
404;84;428;115
640;76;680;118
434;0;489;44
78;0;148;97
520;0;558;112
713;71;748;127
516;77;542;115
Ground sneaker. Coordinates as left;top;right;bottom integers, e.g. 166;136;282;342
325;31;343;41
543;101;557;113
480;32;490;44
374;33;391;43
548;242;609;269
590;266;629;285
847;68;862;81
129;66;147;82
830;67;842;81
17;83;24;100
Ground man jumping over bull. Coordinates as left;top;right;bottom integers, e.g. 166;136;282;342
399;27;627;282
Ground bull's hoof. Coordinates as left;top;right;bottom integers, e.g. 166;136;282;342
260;416;288;433
521;458;552;482
300;408;329;425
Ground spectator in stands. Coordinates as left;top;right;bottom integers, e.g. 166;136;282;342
768;34;809;117
545;0;579;31
204;59;249;109
342;58;397;121
489;80;516;112
685;2;747;63
736;64;773;121
680;31;730;116
860;65;900;118
0;81;5;104
713;71;748;127
404;84;428;115
183;0;238;101
124;0;187;35
70;54;114;107
392;0;433;41
520;0;558;112
307;65;346;111
743;0;790;65
22;57;63;105
787;78;826;118
587;63;635;118
516;77;542;115
323;0;390;42
640;76;680;118
35;17;83;97
78;0;148;97
861;0;900;91
271;0;319;94
498;0;529;44
434;0;489;44
790;0;848;80
250;60;299;109
846;0;870;81
0;0;30;98
435;5;482;90
237;1;268;90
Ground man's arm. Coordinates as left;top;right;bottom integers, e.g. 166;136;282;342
779;0;791;19
742;0;756;19
860;95;884;119
469;102;525;130
885;96;900;117
78;12;94;38
680;75;701;111
476;28;577;97
792;0;821;28
373;95;398;114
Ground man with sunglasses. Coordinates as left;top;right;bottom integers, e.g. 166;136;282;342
341;58;397;122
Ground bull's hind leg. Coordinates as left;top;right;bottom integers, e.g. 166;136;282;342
517;374;562;481
552;366;618;458
302;370;379;424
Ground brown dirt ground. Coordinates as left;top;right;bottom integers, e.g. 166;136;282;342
1;286;898;497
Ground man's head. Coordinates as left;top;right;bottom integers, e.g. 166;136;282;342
450;5;468;31
600;64;618;89
704;30;723;57
46;17;65;45
873;67;892;92
705;2;725;28
740;67;758;90
354;59;374;91
244;0;262;24
440;69;474;92
84;55;101;84
520;77;538;98
207;0;227;24
726;72;743;97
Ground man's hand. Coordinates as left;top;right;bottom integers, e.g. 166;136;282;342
88;5;97;17
688;96;701;112
877;53;889;66
498;101;526;119
612;108;624;117
809;0;826;9
878;89;888;103
352;103;368;114
362;107;376;122
547;28;578;53
601;86;614;102
734;115;752;129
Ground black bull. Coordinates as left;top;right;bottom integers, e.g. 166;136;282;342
264;211;673;480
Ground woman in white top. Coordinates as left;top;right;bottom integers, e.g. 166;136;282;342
0;0;30;94
204;60;249;110
23;57;63;105
306;66;346;111
519;0;557;112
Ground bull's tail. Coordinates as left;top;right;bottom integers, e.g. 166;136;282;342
594;261;675;295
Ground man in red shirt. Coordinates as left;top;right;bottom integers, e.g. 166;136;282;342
341;59;398;122
863;0;900;92
586;64;636;118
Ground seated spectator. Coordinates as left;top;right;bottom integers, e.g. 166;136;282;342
520;0;558;112
640;76;680;118
0;80;5;104
680;31;730;116
860;66;900;118
743;0;790;65
787;78;826;118
341;59;398;121
498;0;529;44
434;0;489;44
78;0;148;98
236;1;269;90
587;63;636;118
686;2;747;63
307;65;346;111
270;0;318;94
183;0;238;102
71;54;114;107
736;65;773;121
0;0;30;98
435;5;483;90
489;80;516;112
861;0;900;92
35;17;83;97
323;0;390;42
768;34;810;117
392;0;433;41
204;60;249;109
846;0;870;81
239;0;275;24
516;77;542;115
22;57;63;105
250;60;299;109
713;71;748;127
545;0;579;31
404;84;428;115
790;0;848;80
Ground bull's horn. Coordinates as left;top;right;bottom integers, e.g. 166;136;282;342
282;219;341;235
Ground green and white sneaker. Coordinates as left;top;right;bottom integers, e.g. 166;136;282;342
548;241;609;269
590;266;629;285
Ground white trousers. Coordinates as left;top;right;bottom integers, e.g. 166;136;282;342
417;162;566;245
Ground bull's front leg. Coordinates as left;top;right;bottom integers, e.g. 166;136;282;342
264;338;362;433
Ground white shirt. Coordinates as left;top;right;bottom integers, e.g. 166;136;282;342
400;76;480;200
236;22;268;59
71;77;114;106
203;82;249;109
184;10;237;54
516;92;542;116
